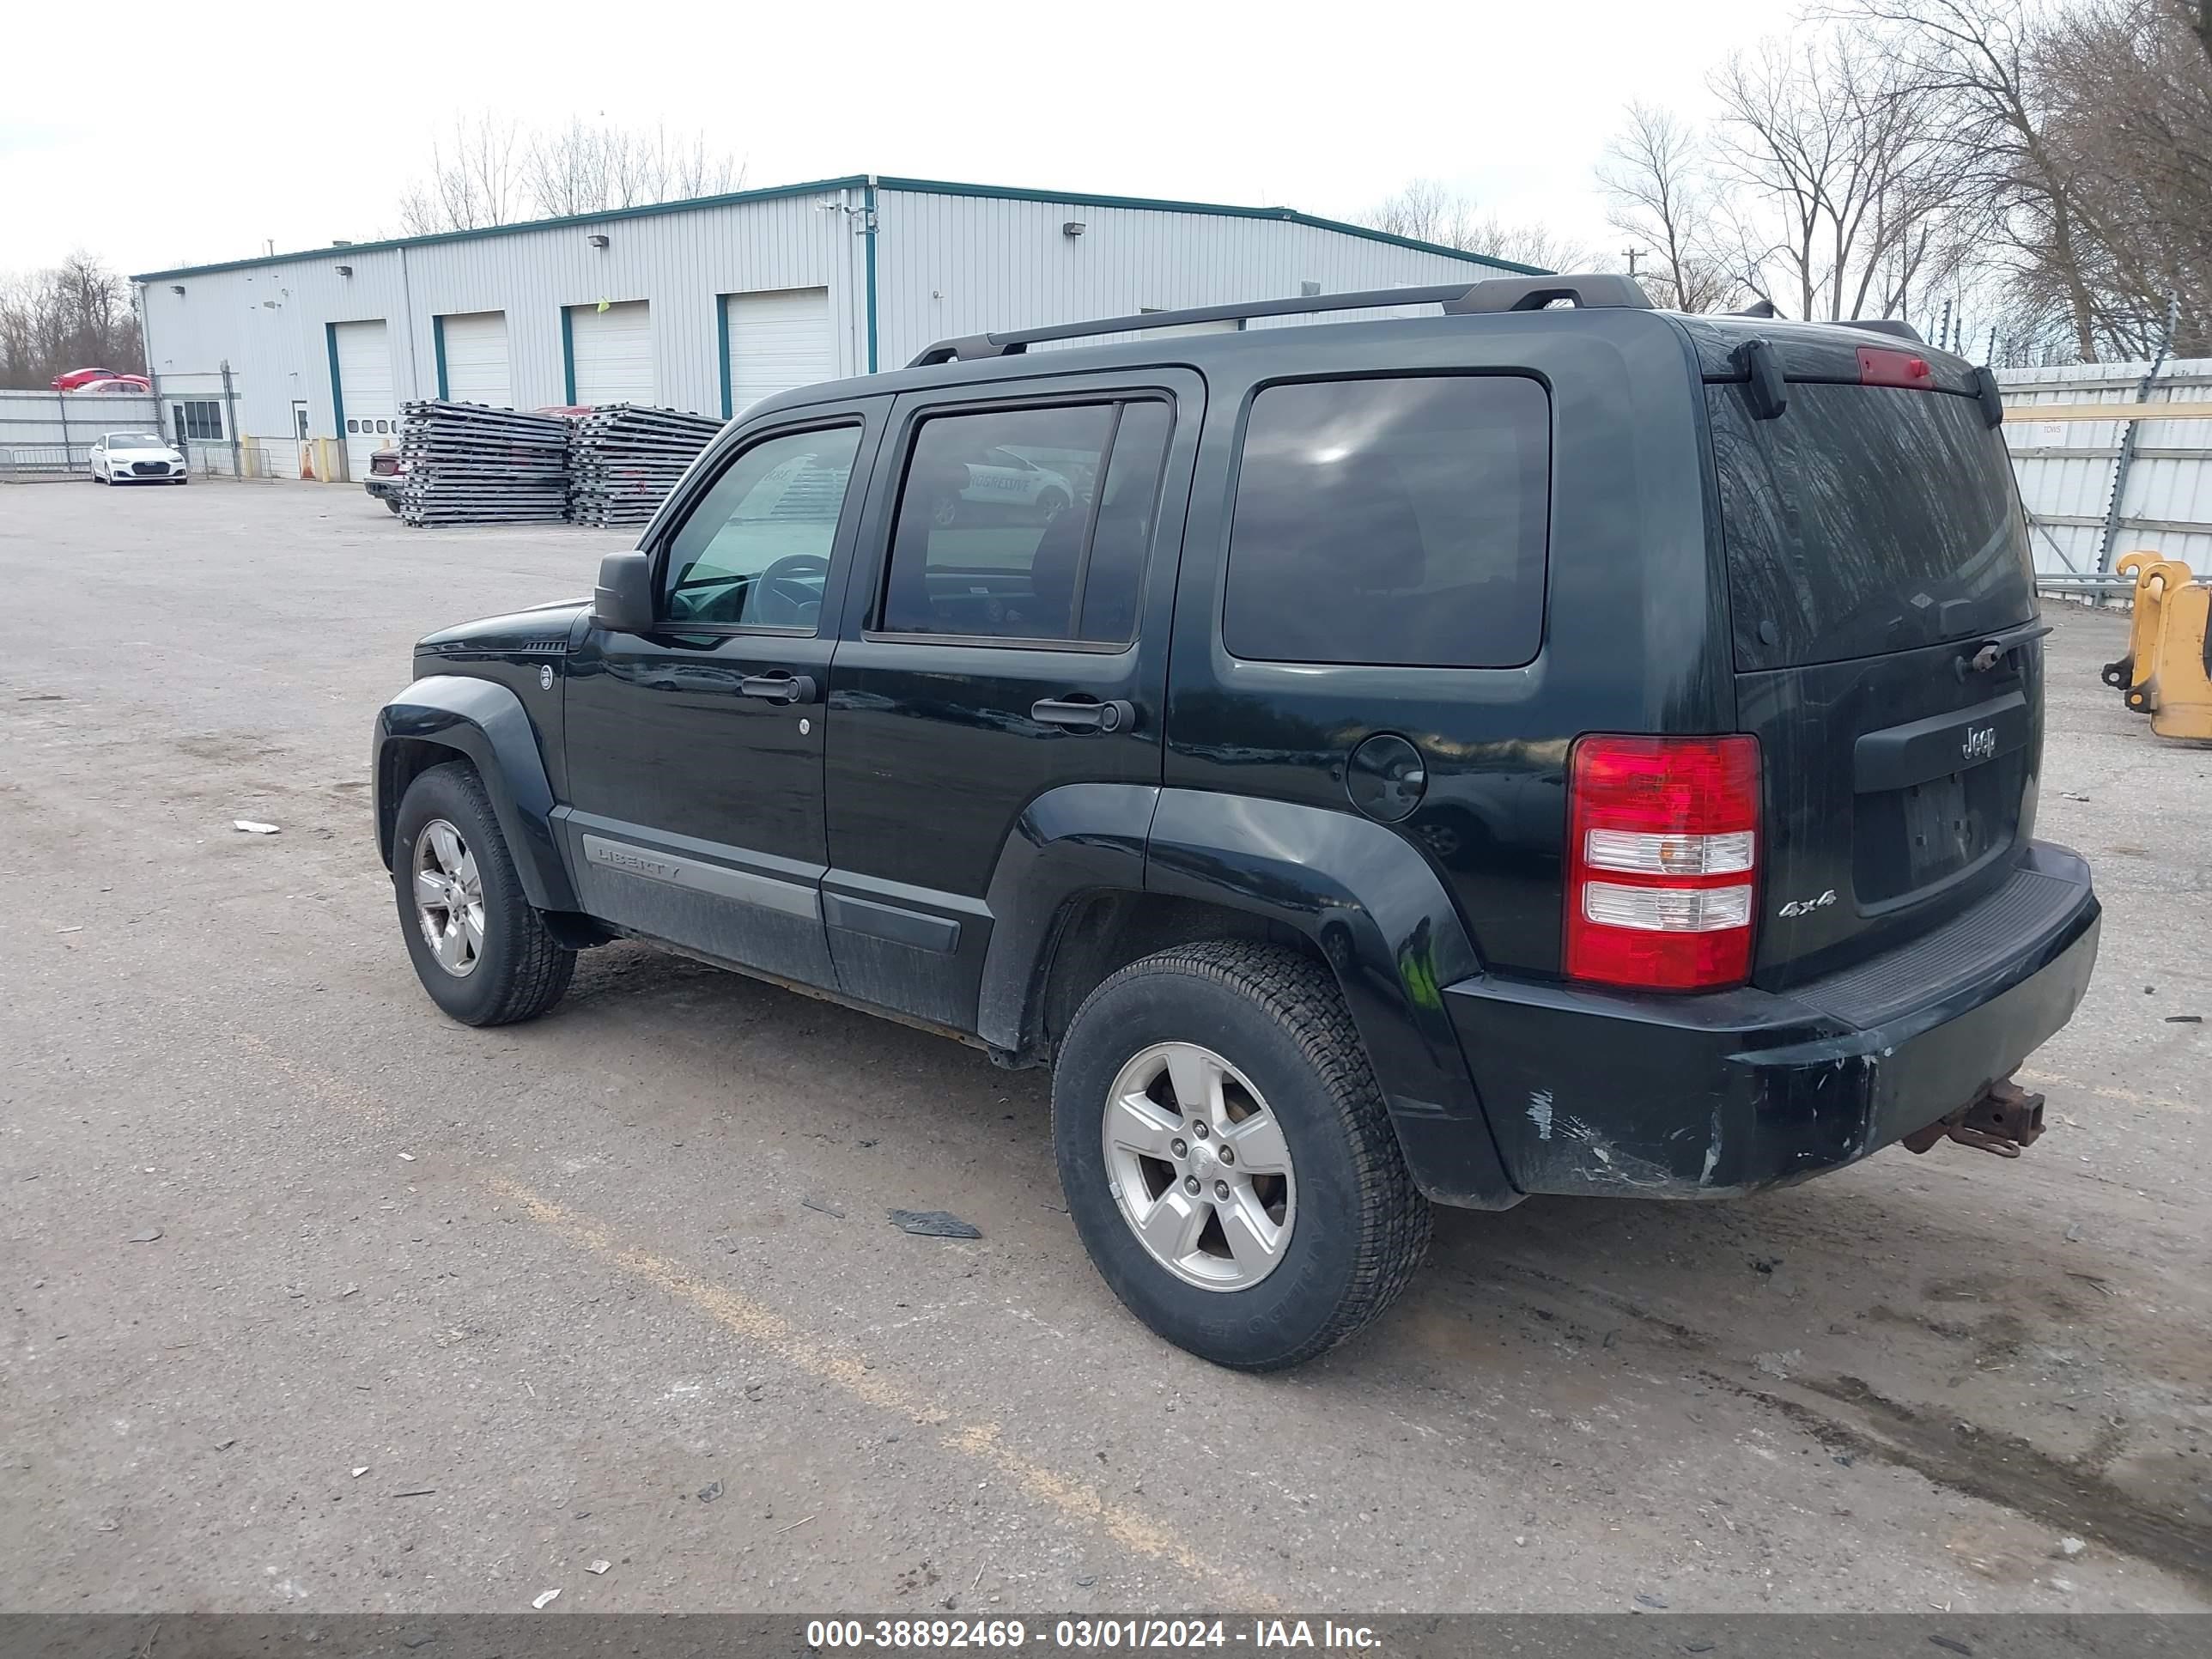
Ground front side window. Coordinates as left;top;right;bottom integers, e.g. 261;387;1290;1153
1223;375;1550;668
878;399;1172;644
660;424;861;629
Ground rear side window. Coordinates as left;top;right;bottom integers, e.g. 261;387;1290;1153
878;399;1171;645
1223;375;1550;668
1710;383;2036;670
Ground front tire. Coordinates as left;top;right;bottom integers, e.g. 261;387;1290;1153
392;760;574;1026
1052;941;1431;1370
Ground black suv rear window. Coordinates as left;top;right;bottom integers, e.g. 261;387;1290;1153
1710;382;2036;671
1223;375;1549;668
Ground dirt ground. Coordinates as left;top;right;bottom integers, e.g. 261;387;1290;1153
1;479;2207;1614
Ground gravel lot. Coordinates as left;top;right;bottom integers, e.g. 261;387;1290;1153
2;479;2207;1613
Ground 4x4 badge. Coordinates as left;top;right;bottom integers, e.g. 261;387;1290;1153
1778;889;1838;919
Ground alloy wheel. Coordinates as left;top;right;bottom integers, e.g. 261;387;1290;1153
1101;1042;1297;1291
411;818;485;977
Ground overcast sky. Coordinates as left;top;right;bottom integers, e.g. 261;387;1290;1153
5;0;1796;278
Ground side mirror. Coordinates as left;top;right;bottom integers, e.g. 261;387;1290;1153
592;550;655;634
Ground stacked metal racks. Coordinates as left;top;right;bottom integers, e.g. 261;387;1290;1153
567;404;724;526
396;402;573;526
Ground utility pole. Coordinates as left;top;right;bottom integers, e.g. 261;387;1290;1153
1621;247;1644;277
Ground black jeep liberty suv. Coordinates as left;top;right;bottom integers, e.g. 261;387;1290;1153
374;274;2100;1370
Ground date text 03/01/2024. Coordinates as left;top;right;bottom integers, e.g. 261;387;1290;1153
804;1619;1383;1651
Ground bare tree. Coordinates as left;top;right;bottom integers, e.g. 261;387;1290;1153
1359;179;1480;248
398;114;525;234
1598;104;1737;310
0;253;144;388
1832;0;2106;357
2033;0;2211;355
400;114;744;233
1358;179;1596;270
1709;29;1976;325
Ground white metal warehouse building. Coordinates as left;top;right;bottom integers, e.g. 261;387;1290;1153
130;174;1537;481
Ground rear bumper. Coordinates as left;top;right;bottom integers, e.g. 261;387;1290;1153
1437;842;2100;1200
364;476;403;499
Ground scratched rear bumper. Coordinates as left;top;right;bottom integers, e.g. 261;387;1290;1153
1437;842;2100;1200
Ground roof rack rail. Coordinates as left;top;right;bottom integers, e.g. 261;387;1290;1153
907;270;1653;368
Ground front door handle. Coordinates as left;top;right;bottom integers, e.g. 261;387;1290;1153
1031;696;1134;733
739;673;817;705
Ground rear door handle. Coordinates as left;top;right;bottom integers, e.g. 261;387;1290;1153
1031;697;1134;733
739;673;817;705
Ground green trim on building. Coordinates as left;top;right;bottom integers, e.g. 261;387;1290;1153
431;315;449;400
560;307;576;406
715;295;733;421
129;174;874;282
863;180;880;375
130;173;1549;284
324;322;345;443
871;176;1547;275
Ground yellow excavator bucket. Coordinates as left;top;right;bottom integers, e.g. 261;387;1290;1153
2103;554;2212;741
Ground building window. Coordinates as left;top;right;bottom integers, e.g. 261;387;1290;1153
173;399;224;441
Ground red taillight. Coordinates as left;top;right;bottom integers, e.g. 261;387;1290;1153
1565;734;1761;992
1857;346;1933;388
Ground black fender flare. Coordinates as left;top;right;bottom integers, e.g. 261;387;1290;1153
977;781;1159;1053
372;675;578;912
1143;790;1519;1208
979;784;1520;1210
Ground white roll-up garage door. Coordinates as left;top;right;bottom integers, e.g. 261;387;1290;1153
440;311;511;408
568;301;654;406
724;288;832;416
331;319;396;480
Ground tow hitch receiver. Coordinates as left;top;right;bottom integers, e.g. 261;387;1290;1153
1902;1079;2048;1159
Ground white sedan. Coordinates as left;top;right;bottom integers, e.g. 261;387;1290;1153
90;431;188;484
936;447;1076;526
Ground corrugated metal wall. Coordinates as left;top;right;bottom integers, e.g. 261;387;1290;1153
138;188;854;459
1998;360;2212;578
0;390;163;475
870;189;1491;367
135;182;1512;471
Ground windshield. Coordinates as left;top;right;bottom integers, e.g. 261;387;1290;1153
106;433;167;448
1710;383;2036;671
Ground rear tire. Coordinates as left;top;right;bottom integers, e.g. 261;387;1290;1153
1052;940;1431;1370
392;760;574;1026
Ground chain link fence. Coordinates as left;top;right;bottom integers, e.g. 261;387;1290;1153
0;369;246;482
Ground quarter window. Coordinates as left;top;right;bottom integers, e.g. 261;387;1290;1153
878;399;1172;644
660;424;861;630
1223;375;1550;668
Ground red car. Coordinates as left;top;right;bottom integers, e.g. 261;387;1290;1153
52;367;127;391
